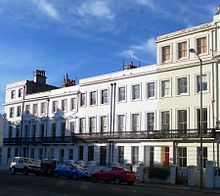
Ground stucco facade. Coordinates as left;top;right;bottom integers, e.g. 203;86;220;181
2;7;220;169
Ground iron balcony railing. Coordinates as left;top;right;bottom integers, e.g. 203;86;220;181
3;128;216;145
72;128;216;140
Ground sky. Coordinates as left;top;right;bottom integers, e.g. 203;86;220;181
0;0;219;113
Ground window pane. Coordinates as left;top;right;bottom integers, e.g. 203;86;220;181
147;82;155;98
178;42;187;59
90;91;97;105
177;110;187;130
162;46;170;63
80;93;86;107
101;89;108;104
132;114;140;131
178;77;187;94
197;37;207;54
89;117;96;133
161;111;170;130
147;113;154;131
101;116;107;133
132;84;140;100
162;80;170;97
118;115;125;132
118;87;125;102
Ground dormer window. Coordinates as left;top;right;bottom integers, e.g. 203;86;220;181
178;42;187;59
162;45;170;63
197;37;207;54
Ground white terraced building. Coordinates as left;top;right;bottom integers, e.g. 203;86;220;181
2;7;220;170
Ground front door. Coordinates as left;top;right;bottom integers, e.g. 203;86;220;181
100;146;106;165
164;147;169;168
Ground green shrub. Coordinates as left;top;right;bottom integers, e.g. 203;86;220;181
148;167;170;180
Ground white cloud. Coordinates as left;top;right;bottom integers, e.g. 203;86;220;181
119;38;156;62
119;49;140;61
32;0;59;20
135;0;155;9
78;1;114;19
131;38;156;54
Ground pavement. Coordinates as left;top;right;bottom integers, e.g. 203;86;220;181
1;164;220;194
136;181;220;194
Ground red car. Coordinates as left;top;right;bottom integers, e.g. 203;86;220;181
92;166;136;185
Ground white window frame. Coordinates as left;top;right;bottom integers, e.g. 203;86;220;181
17;106;21;117
131;83;141;101
160;79;171;97
70;97;77;111
40;102;46;115
146;112;155;131
80;92;86;107
79;117;86;133
9;107;14;118
195;72;209;94
146;81;156;99
161;44;171;64
100;89;108;105
117;114;126;132
18;88;23;98
160;110;171;130
177;41;188;60
131;113;141;132
89;116;96;133
70;121;76;134
196;36;208;55
90;90;97;106
11;90;16;99
100;115;108;133
61;99;67;112
52;100;58;113
176;76;189;96
177;109;187;130
33;103;38;115
118;86;127;103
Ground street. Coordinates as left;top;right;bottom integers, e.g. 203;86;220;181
0;170;219;196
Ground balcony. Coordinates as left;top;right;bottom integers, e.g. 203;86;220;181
3;136;73;145
3;129;215;145
72;128;216;141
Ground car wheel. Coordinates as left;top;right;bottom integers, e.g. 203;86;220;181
23;167;28;175
72;173;78;180
92;175;98;183
10;167;16;174
114;177;121;185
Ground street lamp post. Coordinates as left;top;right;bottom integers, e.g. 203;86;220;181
189;48;203;189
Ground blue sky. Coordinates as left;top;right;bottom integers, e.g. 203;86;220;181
0;0;219;113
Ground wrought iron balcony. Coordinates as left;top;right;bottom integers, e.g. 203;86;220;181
72;128;216;141
3;136;73;145
3;128;215;145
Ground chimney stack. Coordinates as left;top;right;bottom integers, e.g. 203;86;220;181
63;73;76;87
34;69;47;84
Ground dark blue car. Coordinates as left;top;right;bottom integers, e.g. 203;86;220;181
54;162;90;180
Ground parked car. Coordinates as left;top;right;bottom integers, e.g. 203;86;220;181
41;160;58;176
92;166;136;185
54;162;91;180
10;157;41;175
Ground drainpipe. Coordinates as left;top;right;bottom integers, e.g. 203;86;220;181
211;29;215;128
214;22;220;167
111;83;117;164
108;83;114;165
44;97;50;159
19;85;26;156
